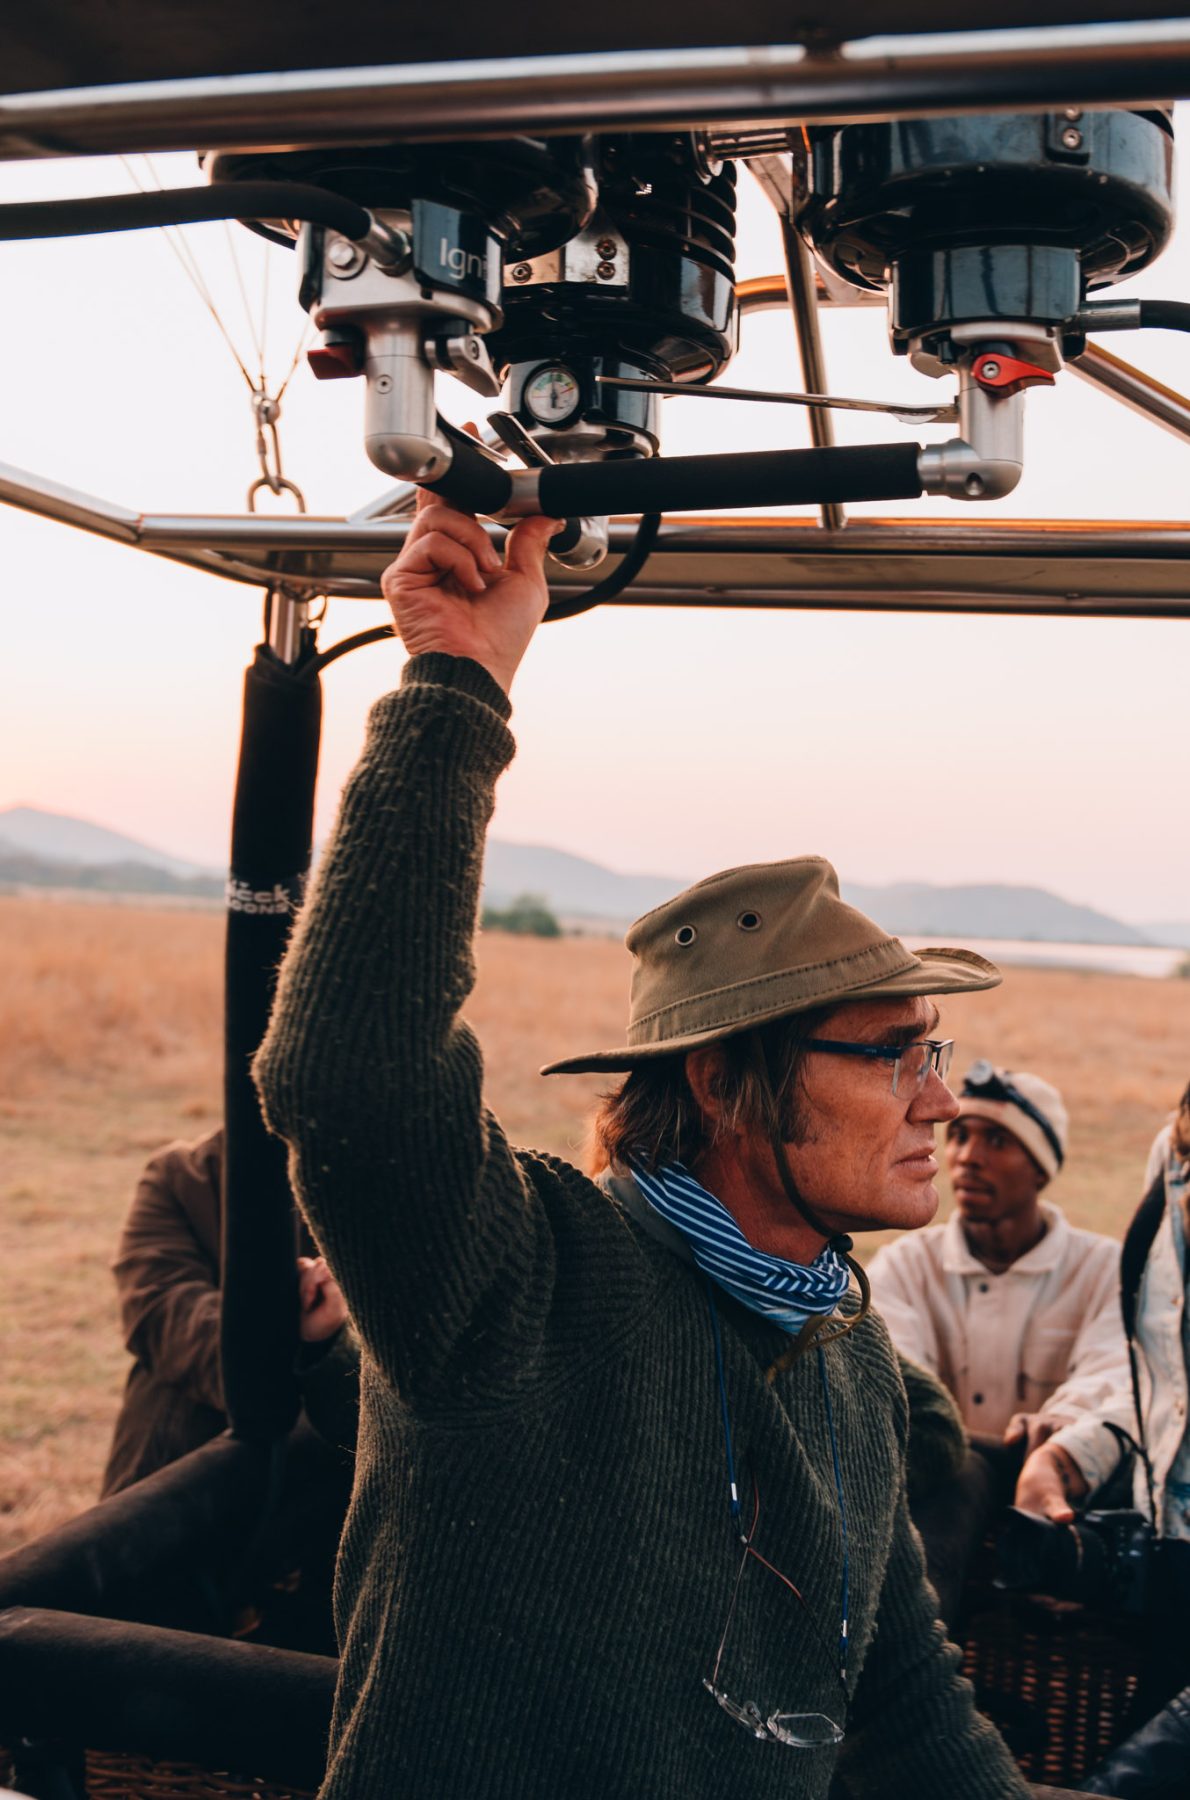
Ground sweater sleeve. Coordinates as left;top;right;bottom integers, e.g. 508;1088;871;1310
838;1487;1030;1799
898;1354;967;1501
254;653;555;1403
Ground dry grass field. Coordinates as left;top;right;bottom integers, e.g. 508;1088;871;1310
2;890;1187;1557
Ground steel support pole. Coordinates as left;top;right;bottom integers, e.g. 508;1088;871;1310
1069;340;1190;445
779;220;844;531
749;154;844;530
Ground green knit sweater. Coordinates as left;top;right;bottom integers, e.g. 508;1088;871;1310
254;654;1028;1800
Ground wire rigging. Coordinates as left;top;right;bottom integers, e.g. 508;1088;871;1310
258;251;270;388
273;319;315;407
222;217;266;384
117;154;315;511
119;155;258;395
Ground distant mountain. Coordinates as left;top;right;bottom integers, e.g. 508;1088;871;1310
0;807;1160;947
483;841;678;922
0;805;210;877
485;843;1154;946
840;881;1153;948
0;839;222;900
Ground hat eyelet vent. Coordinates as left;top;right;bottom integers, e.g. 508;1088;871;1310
674;925;698;947
736;910;762;932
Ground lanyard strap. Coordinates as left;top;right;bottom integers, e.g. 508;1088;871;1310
706;1280;850;1680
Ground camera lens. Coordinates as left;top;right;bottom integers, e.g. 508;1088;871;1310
996;1507;1112;1608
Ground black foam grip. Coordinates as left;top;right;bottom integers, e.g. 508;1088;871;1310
536;442;923;516
0;1608;335;1792
0;1425;351;1625
422;427;514;515
223;647;322;1442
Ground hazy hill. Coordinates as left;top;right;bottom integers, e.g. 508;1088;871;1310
0;839;222;900
483;841;677;922
0;805;208;877
486;843;1154;945
1;807;1163;946
840;880;1152;948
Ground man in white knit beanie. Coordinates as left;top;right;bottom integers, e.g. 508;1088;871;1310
867;1062;1132;1619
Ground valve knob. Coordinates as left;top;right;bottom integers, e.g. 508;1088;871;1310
971;354;1055;394
307;331;364;380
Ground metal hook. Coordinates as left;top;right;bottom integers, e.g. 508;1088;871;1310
250;386;288;496
247;475;307;512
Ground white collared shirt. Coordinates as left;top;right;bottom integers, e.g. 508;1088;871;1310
867;1201;1133;1491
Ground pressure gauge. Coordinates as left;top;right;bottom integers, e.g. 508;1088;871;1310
522;363;583;427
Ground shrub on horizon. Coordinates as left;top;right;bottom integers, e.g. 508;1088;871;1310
482;893;563;939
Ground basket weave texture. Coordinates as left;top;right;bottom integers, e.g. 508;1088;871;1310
962;1600;1142;1787
83;1750;318;1800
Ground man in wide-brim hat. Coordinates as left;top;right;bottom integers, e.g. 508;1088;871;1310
255;495;1039;1800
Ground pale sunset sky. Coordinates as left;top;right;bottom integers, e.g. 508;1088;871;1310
3;126;1190;924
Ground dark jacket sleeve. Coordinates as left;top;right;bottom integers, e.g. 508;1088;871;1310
298;1325;361;1454
111;1135;224;1411
253;654;563;1405
898;1353;967;1501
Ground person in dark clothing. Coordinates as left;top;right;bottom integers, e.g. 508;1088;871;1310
252;494;1088;1800
102;1127;351;1496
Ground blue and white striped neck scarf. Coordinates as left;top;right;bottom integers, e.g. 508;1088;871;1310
628;1157;851;1334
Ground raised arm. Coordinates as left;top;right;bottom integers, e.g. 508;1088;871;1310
253;499;565;1401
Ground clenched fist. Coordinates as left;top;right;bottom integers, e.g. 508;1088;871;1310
297;1254;349;1344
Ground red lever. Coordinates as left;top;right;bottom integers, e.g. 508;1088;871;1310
971;354;1055;394
307;335;364;380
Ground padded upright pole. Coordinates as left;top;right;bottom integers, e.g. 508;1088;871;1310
221;626;322;1440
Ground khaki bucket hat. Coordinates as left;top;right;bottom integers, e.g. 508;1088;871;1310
542;855;1000;1076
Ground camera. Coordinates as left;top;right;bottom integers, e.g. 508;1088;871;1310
996;1506;1164;1617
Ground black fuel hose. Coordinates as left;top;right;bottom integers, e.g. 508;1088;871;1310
0;183;374;243
1073;298;1190;342
425;437;924;518
1137;299;1190;334
544;513;662;622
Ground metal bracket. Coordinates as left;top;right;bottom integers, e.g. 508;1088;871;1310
506;213;629;289
426;329;501;398
918;360;1025;501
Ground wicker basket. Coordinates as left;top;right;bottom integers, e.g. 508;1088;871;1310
962;1597;1143;1787
84;1750;318;1800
